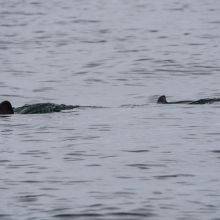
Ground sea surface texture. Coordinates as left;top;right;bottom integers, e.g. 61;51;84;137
1;0;220;219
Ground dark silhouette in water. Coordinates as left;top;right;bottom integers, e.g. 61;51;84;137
157;95;220;104
0;101;79;114
0;101;14;114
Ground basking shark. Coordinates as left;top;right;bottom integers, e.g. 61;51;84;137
1;96;219;115
0;101;79;114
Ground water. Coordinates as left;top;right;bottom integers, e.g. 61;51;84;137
1;0;220;219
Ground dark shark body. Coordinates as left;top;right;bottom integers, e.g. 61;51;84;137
157;95;220;105
0;101;80;115
14;103;79;114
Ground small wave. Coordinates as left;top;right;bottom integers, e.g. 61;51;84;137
154;174;195;179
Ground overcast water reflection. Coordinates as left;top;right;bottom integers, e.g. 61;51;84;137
1;0;220;219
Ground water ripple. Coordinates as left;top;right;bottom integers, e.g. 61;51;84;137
1;1;220;220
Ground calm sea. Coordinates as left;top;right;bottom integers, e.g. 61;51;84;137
1;0;220;219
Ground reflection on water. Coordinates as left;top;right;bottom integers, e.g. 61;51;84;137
1;0;220;219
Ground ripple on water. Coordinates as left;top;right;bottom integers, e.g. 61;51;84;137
53;211;156;219
154;174;195;180
122;149;149;153
210;150;220;154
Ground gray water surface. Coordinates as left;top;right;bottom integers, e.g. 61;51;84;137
1;0;220;219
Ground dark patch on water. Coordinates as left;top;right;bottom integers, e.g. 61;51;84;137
210;150;220;153
19;180;42;183
86;164;101;167
135;58;153;62
0;214;11;219
154;174;195;180
73;19;100;24
53;211;156;219
149;29;158;33
53;213;103;218
108;211;156;218
116;176;133;179
127;164;150;170
0;160;10;163
17;194;41;202
81;40;107;44
122;150;149;153
84;63;103;68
